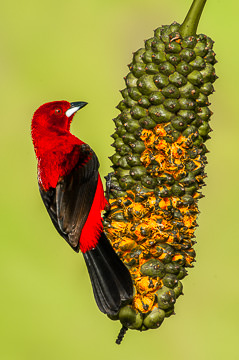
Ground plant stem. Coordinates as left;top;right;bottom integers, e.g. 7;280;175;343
179;0;207;37
116;326;128;345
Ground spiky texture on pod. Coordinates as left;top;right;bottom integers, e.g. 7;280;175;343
104;15;216;333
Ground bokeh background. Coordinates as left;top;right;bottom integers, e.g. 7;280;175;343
1;0;238;359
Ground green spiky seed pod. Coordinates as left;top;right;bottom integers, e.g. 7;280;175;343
104;0;217;338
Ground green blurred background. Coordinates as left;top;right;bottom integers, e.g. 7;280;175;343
1;0;238;359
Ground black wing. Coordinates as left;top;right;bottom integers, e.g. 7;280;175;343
39;145;99;252
39;144;134;314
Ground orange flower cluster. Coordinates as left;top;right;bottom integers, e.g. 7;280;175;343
105;124;205;313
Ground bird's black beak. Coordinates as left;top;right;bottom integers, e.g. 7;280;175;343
65;101;88;118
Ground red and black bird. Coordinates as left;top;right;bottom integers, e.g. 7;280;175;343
31;100;133;315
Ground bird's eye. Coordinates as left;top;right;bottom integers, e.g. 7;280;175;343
54;108;62;115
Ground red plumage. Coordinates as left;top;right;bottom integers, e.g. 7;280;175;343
31;100;133;315
32;100;107;252
32;101;84;191
79;174;107;252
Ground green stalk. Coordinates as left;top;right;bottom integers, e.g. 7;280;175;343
179;0;207;37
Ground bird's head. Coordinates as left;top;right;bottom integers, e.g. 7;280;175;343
31;100;88;159
31;100;88;133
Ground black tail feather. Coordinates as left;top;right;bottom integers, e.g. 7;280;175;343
83;232;133;315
